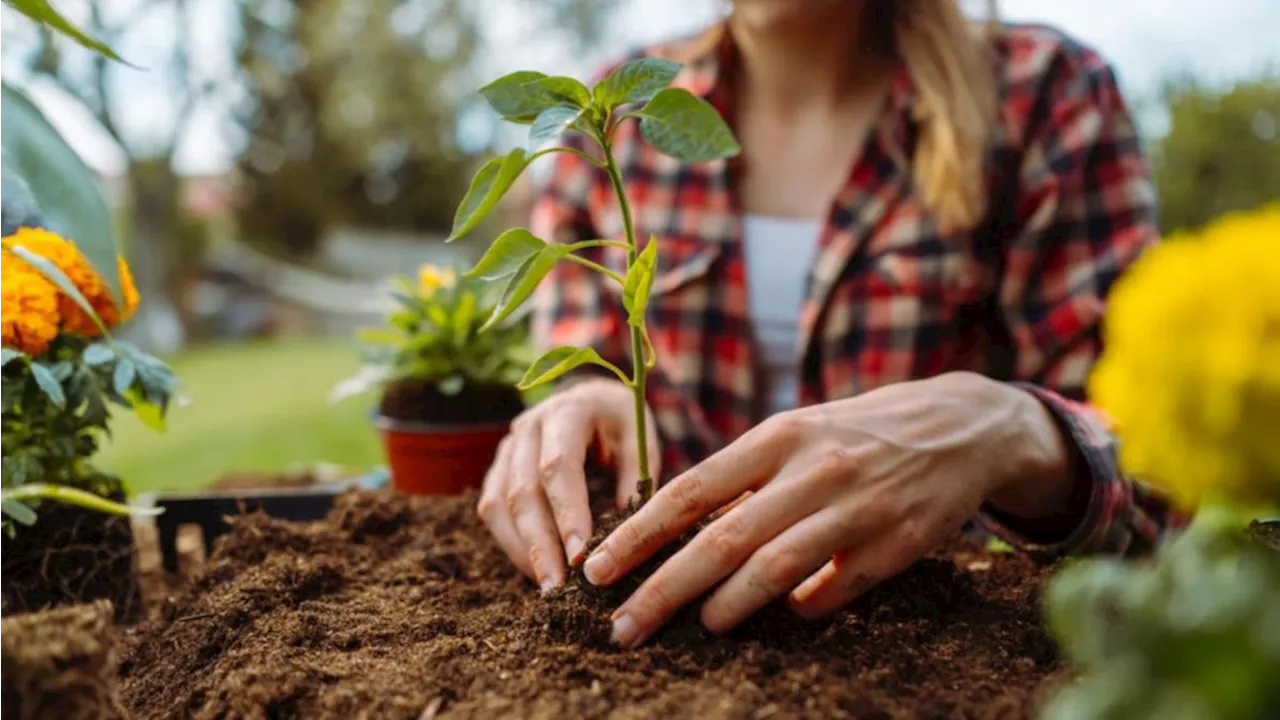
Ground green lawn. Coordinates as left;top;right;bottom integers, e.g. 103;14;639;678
97;337;383;494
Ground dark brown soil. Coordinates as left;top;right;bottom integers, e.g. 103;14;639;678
1;599;128;720
378;379;524;425
119;486;1067;719
1251;519;1280;551
1;487;141;624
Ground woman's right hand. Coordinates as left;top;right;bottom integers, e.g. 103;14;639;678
478;377;661;591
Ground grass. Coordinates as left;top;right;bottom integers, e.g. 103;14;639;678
96;337;383;495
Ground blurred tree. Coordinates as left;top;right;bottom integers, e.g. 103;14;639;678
232;0;626;259
13;0;220;353
1152;72;1280;234
232;0;480;257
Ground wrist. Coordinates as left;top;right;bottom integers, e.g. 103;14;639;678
982;379;1090;532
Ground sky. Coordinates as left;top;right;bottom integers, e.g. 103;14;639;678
6;0;1278;177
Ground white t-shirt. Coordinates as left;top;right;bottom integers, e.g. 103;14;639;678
741;215;824;417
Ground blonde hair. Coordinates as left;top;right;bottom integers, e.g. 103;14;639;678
889;0;999;231
676;1;999;232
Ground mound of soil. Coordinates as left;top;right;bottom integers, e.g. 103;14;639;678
378;379;524;426
120;489;1067;719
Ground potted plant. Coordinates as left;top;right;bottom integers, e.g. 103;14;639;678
1;225;180;622
333;263;534;495
1041;202;1280;720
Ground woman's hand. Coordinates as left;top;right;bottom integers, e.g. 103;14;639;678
580;372;1078;648
479;377;661;591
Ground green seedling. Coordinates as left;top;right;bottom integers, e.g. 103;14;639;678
448;59;741;501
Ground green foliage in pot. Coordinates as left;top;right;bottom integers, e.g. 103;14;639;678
445;59;741;500
334;264;536;404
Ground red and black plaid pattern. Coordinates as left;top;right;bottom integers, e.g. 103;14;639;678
529;23;1178;557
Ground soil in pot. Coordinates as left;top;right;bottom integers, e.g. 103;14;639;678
1;482;142;624
378;378;523;426
1;599;128;720
120;483;1068;719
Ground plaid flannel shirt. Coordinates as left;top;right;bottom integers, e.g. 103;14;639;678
529;23;1179;558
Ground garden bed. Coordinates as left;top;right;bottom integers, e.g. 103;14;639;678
119;487;1067;719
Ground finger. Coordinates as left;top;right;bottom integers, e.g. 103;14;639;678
538;402;595;565
585;416;797;588
787;535;914;620
478;438;534;578
505;424;566;590
614;414;663;509
700;506;866;634
605;485;816;648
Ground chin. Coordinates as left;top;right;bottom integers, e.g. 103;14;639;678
730;0;858;32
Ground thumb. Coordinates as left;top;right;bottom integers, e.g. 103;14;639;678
615;410;662;509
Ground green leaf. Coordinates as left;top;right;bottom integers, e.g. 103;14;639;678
633;87;742;163
357;327;406;346
524;76;592;109
5;0;129;63
5;244;108;336
466;228;548;280
448;148;529;242
479;70;551;123
1;499;38;526
124;387;166;432
0;348;22;367
49;360;73;380
622;236;659;326
82;342;114;366
530;105;582;148
593;58;681;109
517;345;627;390
112;357;136;396
29;361;64;407
453;291;477;346
2;84;121;303
481;245;569;332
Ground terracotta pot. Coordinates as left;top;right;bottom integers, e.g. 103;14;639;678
375;416;511;495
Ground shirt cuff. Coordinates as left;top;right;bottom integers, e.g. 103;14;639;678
976;383;1134;560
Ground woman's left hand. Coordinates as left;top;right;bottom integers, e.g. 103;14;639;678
581;371;1078;649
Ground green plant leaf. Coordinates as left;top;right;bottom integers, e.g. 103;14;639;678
481;245;569;332
0;348;22;367
622;236;659;326
5;0;129;63
4;244;108;336
124;387;166;432
49;360;73;380
112;357;136;396
448;148;529;242
2;84;121;303
478;70;551;123
453;291;476;346
633;87;742;163
438;374;465;396
82;342;114;366
1;499;38;526
29;361;64;407
466;228;548;280
530;105;582;148
524;76;592;109
517;345;627;390
593;58;681;109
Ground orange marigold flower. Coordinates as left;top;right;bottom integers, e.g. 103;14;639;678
0;252;60;357
3;227;140;337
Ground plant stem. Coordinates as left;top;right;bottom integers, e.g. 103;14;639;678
1;483;162;517
603;147;653;501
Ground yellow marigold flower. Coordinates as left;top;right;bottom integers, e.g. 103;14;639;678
0;253;60;356
418;264;456;298
3;227;140;337
1088;203;1280;511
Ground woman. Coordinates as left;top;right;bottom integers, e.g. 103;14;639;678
479;0;1177;649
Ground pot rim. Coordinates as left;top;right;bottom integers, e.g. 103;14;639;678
370;410;514;435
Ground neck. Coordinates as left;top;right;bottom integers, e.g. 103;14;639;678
727;0;887;110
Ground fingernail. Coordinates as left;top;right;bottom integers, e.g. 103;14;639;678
583;549;615;586
565;534;586;566
540;575;559;593
610;612;640;648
